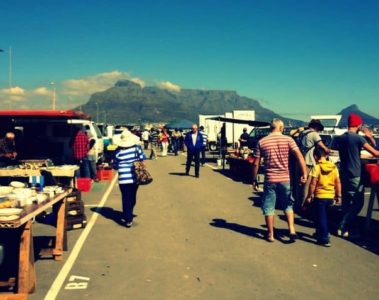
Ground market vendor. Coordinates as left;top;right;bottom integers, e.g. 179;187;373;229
239;128;250;149
0;132;17;167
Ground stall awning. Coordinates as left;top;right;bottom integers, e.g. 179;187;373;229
206;116;270;127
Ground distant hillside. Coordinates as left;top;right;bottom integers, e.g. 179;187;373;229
78;80;303;125
338;105;379;126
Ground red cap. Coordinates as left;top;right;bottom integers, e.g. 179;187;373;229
348;113;363;127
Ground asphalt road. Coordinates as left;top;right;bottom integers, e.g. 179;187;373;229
25;152;379;300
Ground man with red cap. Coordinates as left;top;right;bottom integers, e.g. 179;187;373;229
332;113;379;238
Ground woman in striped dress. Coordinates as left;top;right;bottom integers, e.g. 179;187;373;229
114;129;146;227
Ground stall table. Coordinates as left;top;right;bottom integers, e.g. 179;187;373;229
0;165;79;187
361;159;379;230
227;156;255;183
0;189;71;298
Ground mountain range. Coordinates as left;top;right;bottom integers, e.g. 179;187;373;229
78;80;379;126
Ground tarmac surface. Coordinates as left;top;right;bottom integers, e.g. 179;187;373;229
17;151;379;299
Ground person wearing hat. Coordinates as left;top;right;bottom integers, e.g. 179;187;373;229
239;128;250;149
113;129;146;227
332;113;379;238
298;119;331;205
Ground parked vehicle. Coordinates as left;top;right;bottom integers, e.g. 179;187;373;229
0;110;104;164
199;110;256;151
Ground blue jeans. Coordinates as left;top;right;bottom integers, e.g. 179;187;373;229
172;139;179;155
314;198;333;243
74;158;91;178
339;173;364;232
119;183;139;223
261;182;294;216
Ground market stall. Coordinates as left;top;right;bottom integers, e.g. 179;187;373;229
361;158;379;230
0;187;71;297
0;161;78;187
227;148;257;183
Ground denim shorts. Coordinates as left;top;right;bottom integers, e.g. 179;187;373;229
261;182;294;216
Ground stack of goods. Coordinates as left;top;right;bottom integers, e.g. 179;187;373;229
96;164;113;181
65;189;87;230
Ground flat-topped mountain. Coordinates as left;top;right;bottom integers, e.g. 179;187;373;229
79;80;302;125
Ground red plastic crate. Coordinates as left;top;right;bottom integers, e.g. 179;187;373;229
76;178;92;192
364;164;379;185
97;169;113;181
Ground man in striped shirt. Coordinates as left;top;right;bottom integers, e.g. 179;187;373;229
199;126;208;166
252;118;307;242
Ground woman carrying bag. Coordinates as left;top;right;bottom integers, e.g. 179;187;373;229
114;128;146;227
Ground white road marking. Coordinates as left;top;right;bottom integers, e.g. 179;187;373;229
44;174;118;300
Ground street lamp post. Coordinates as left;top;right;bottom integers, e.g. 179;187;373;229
50;82;56;110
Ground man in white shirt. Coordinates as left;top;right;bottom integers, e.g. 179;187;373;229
184;124;204;178
142;129;150;150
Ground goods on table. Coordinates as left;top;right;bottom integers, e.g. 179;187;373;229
10;181;26;188
0;200;13;209
0;186;13;195
0;207;23;221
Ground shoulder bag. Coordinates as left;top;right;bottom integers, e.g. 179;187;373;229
134;147;153;185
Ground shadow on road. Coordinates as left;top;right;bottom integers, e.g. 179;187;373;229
90;207;125;226
168;172;189;176
209;218;313;244
212;169;252;185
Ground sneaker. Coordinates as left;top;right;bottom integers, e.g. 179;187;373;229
337;229;349;238
319;241;331;247
125;221;133;228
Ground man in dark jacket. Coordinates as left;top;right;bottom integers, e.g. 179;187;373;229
184;124;204;178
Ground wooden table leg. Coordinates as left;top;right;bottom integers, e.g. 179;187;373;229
17;220;36;294
53;199;67;261
365;187;377;231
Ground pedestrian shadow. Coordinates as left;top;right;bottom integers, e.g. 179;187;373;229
212;169;252;185
209;218;312;244
168;172;189;176
90;207;125;226
248;195;262;208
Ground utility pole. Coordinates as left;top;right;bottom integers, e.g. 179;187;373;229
8;47;12;88
50;82;56;110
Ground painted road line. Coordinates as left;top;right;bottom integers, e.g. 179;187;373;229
44;174;118;300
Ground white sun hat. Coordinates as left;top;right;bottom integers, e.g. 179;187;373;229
115;129;141;148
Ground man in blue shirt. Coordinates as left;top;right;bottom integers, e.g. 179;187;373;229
333;113;379;237
184;124;204;178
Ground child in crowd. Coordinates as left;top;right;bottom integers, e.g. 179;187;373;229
304;147;342;247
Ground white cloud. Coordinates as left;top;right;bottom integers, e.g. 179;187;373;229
33;87;51;96
62;70;145;97
0;86;27;102
157;81;181;92
0;70;148;109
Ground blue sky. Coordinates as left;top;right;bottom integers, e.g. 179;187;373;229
0;0;378;120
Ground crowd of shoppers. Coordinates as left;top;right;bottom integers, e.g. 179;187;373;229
251;113;379;246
